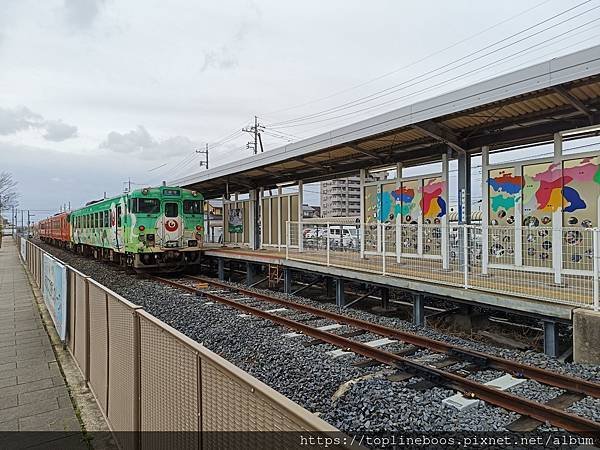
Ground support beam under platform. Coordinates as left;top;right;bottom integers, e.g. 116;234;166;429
283;268;292;294
381;287;390;310
413;293;425;327
246;262;257;286
217;258;225;281
336;278;345;308
543;320;560;358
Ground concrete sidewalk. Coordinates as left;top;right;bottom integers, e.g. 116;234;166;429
0;239;85;448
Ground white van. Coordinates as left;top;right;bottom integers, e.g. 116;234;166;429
327;226;358;248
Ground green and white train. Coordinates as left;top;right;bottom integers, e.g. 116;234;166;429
39;185;204;270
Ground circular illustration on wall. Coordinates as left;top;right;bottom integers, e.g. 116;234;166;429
490;244;505;257
524;216;539;227
405;215;411;222
538;229;549;237
539;252;549;260
507;216;515;224
526;233;536;243
491;219;499;226
424;244;431;253
498;210;507;219
435;241;441;248
542;240;552;250
502;235;511;243
581;219;593;229
571;254;583;263
424;218;431;224
568;216;578;225
507;247;515;255
450;251;457;260
585;249;593;259
527;247;536;256
411;220;418;225
434;218;441;224
565;230;582;245
389;214;394;221
541;216;551;225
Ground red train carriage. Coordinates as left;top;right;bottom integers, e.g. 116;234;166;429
38;212;71;247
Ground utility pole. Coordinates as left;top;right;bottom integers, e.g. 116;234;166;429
242;116;264;155
196;143;209;170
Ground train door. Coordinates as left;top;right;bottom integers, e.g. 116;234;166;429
111;203;124;250
162;202;183;247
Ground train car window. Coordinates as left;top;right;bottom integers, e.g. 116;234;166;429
94;213;98;228
165;202;178;218
99;212;104;228
132;198;160;214
183;200;202;215
117;206;122;227
103;211;109;228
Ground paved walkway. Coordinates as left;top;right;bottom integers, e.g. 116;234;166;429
0;239;85;448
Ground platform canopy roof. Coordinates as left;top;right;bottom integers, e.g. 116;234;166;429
173;45;600;199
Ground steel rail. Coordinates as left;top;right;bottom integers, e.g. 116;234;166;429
154;275;600;434
187;275;600;400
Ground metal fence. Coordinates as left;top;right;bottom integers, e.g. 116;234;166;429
17;238;341;449
287;221;600;310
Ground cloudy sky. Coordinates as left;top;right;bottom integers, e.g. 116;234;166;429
1;0;599;218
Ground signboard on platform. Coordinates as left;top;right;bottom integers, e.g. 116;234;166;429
42;254;67;341
228;207;243;233
20;238;26;260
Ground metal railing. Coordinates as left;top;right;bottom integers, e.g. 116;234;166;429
16;238;341;449
288;221;600;310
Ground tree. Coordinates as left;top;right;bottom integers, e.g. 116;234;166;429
0;172;19;244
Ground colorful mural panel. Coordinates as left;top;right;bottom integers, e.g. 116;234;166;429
422;178;447;220
487;168;521;263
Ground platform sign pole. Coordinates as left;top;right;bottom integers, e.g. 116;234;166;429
359;169;366;260
594;229;599;311
286;221;290;260
463;226;469;288
552;133;563;285
298;181;304;253
326;222;330;267
515;163;524;267
396;163;402;264
382;223;386;276
481;147;489;276
441;153;449;271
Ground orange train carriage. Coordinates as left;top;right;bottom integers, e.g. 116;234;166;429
38;212;71;246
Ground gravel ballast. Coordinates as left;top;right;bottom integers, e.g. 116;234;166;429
34;242;600;435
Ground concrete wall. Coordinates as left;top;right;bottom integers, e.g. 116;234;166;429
573;308;600;365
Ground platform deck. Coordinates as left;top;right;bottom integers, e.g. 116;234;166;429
203;246;579;320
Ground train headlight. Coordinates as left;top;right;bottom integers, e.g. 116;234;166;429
139;225;145;231
142;188;149;195
192;191;198;196
195;225;203;231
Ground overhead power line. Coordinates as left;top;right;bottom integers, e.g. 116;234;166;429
265;0;597;129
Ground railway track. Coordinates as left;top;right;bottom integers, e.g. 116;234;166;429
151;274;600;435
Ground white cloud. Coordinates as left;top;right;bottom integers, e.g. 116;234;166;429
42;119;78;141
99;125;198;159
0;106;77;141
63;0;105;29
